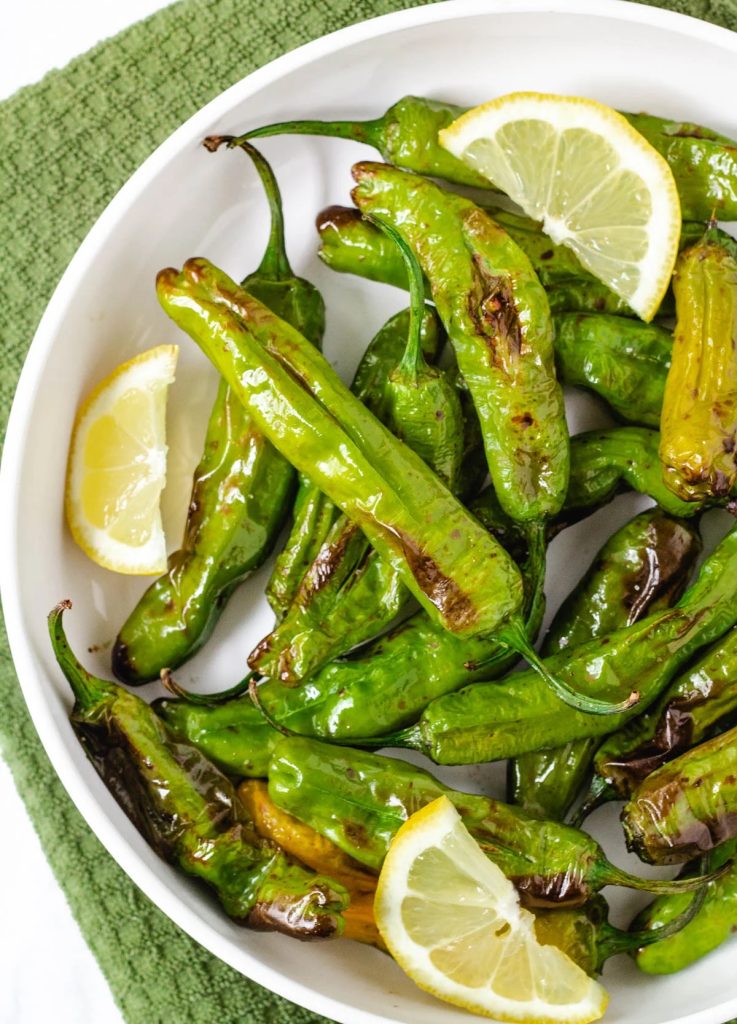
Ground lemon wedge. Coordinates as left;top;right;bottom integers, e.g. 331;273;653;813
440;92;681;321
374;796;607;1024
65;344;178;574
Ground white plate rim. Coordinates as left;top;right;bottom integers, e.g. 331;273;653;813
3;2;737;1022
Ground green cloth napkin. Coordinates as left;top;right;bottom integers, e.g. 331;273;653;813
1;0;736;1021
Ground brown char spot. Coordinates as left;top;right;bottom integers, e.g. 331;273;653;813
246;886;341;939
511;412;535;429
315;204;361;233
511;872;588;909
469;254;523;369
304;524;361;595
344;820;371;849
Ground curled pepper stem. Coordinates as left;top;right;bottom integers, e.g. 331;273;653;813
248;676;296;738
366;214;427;379
203;135;291;280
159;668;256;706
596;859;729;896
48;601;114;714
221;116;385;152
498;618;641;716
570;774;617;828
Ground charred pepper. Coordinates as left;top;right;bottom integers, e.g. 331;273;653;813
511;509;701;820
622;722;737;864
112;141;325;684
384;522;737;765
51;603;347;938
660;230;737;502
267;736;715;909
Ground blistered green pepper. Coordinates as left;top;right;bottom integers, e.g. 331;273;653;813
267;736;716;909
235;96;737;221
511;509;701;820
351;161;569;529
594;622;737;802
632;840;737;974
52;603;347;938
384;522;737;765
660;230;737;502
622;722;737;864
112;142;325;684
266;305;444;621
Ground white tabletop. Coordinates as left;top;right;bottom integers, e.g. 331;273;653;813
1;5;172;1020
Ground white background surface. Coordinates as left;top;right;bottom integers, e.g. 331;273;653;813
1;5;171;1022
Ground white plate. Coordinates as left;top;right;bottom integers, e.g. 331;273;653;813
3;2;737;1022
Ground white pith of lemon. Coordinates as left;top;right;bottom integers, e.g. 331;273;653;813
440;92;681;321
374;796;607;1023
65;345;178;574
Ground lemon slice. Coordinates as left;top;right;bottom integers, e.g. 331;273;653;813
65;345;178;574
374;796;607;1024
439;92;680;321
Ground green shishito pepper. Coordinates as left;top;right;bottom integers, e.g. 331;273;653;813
154;425;715;776
158;258;623;713
383;522;737;765
267;736;715;909
236;95;737;221
351;161;570;529
632;840;737;974
511;509;702;821
533;894;704;977
112;142;325;685
51;603;347;937
622;722;737;864
586;624;737;815
250;221;462;687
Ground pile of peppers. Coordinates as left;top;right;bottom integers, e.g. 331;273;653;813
52;95;737;999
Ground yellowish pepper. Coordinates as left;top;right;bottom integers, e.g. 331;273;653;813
660;230;737;501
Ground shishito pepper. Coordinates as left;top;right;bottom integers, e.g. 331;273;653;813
112;142;325;685
383;522;737;765
632;840;737;974
250;222;461;686
622;722;737;864
582;624;737;817
660;230;737;502
50;603;347;937
351;161;570;528
158;258;621;712
266;304;444;621
511;509;702;821
267;736;715;909
234;96;737;220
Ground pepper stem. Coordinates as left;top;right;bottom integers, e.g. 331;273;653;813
523;519;548;634
220;116;386;151
160;668;255;706
48;602;115;714
570;774;616;828
204;136;291;280
497;617;640;716
367;215;427;380
596;885;707;971
596;859;729;896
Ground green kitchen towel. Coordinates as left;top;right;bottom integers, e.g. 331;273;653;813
1;1;736;1022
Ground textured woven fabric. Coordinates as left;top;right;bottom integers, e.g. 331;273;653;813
1;1;736;1021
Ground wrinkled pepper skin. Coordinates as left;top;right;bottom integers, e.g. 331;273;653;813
158;261;535;653
389;523;737;765
51;604;347;938
623;113;737;221
660;232;737;502
238;95;737;221
511;510;701;820
267;737;713;909
238;780;383;949
112;143;325;684
266;304;444;621
592;624;737;804
154;488;543;776
622;723;737;864
554;315;671;429
351;161;569;526
633;839;737;974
